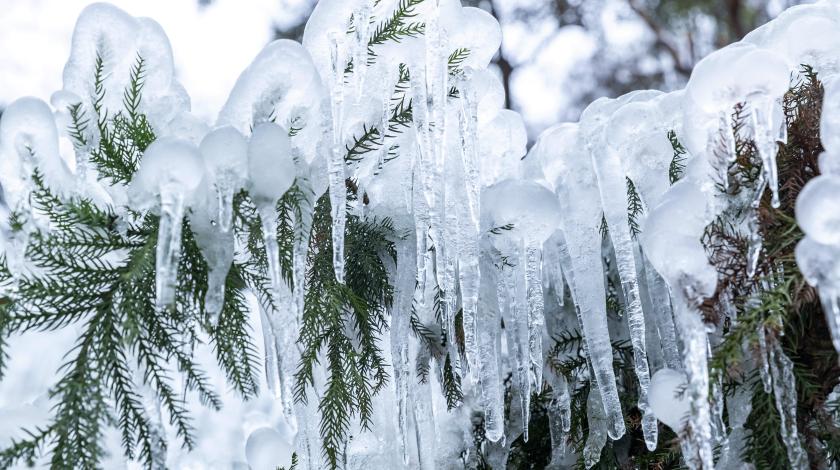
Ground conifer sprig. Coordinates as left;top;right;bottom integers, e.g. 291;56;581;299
0;54;259;469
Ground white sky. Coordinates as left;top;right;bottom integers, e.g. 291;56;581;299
0;0;313;120
0;0;602;135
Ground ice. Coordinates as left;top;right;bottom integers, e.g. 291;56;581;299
717;387;752;470
822;76;840;156
62;3;188;131
746;5;840;77
498;246;531;439
129;137;204;310
588;95;657;450
768;342;809;469
795;175;840;246
642;181;716;469
546;371;571;465
412;378;436;470
649;368;690;431
245;426;294;470
641;255;682;370
199;126;249;233
685;45;789;209
583;382;608;469
351;1;374;100
0;97;72;208
327;31;349;284
795;237;840;352
530;123;626;440
0;97;75;278
188;182;235;324
246;123;296;316
391;240;415;464
217;39;326;167
485;179;562;390
477;256;504;443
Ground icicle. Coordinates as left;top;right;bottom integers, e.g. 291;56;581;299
524;238;546;390
755;322;773;394
564;244;626;439
155;186;186;310
769;342;809;469
258;305;282;398
750;94;782;208
412;379;436;470
257;203;287;308
672;298;715;470
477;258;504;443
457;70;481;227
746;177;767;278
547;371;571;465
215;176;236;233
501;254;530;440
391;240;415;464
821;291;840;353
717;387;752;470
328;31;348;284
442;147;462;349
456;72;483;378
583;381;608;469
590;145;655;449
543;241;566;308
351;1;373;101
641;253;682;370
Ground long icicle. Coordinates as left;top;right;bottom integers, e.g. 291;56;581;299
590;148;655;449
155;186;186;310
327;32;348;284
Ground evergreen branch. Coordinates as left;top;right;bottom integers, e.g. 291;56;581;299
626;176;644;239
668;129;687;185
368;0;425;47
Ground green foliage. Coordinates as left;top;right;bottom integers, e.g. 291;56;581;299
277;453;299;470
293;192;395;468
626;176;644;240
0;54;257;469
667;129;687;185
368;0;425;47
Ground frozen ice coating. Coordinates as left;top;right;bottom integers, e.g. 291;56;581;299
795;175;840;246
649;368;690;431
62;3;188;131
0;97;72;209
479;110;528;187
200;126;249;232
130;138;204;310
821;75;840;156
188;182;235;325
247;123;295;204
9;0;840;468
485;179;562;244
685;44;789;208
532;123;627;440
217;39;326;164
247;122;295;316
484;179;561;391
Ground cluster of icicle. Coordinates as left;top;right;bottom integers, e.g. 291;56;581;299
2;0;840;468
